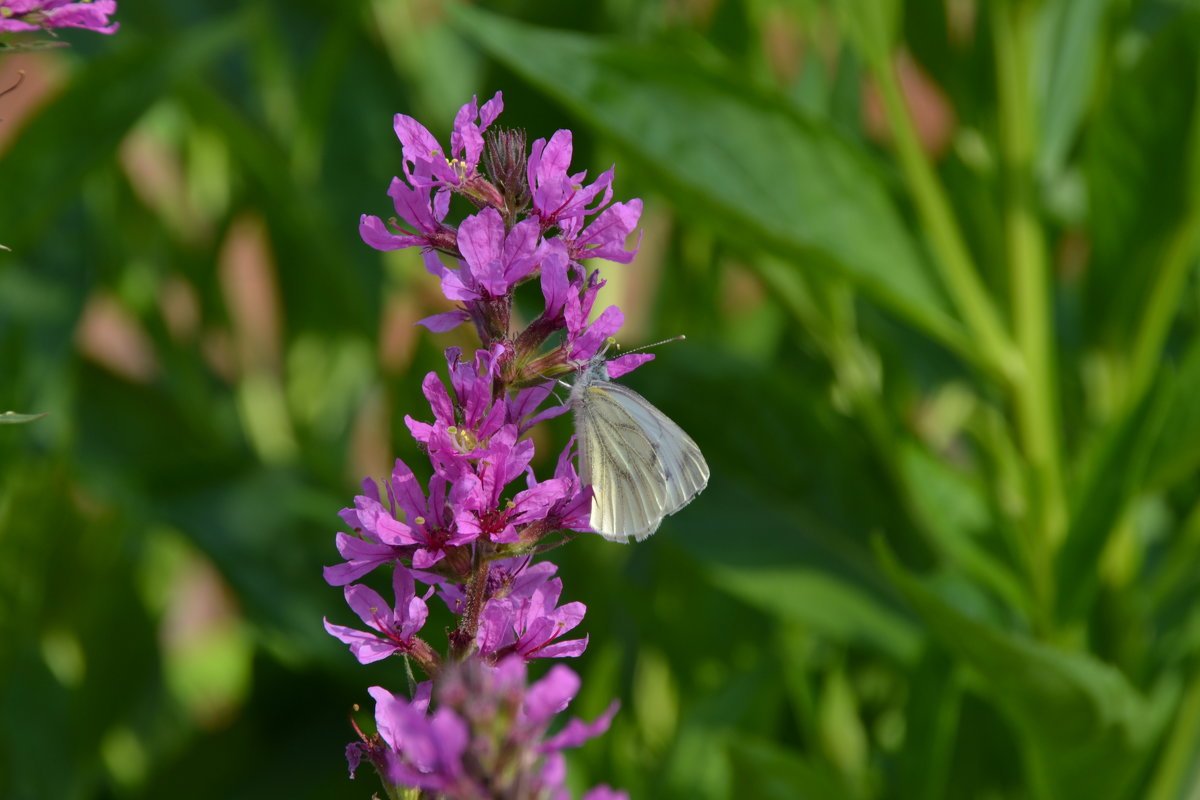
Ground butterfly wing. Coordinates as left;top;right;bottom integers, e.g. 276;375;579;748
574;380;709;542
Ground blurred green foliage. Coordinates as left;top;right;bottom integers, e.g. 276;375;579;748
3;0;1200;798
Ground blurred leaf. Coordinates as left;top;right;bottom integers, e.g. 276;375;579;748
1084;19;1200;343
0;411;47;424
155;467;345;665
1056;366;1172;622
705;557;919;665
0;462;162;800
0;15;247;250
834;0;901;66
892;647;960;800
1146;317;1200;490
453;8;966;354
1144;666;1200;800
637;351;922;664
896;442;1029;617
726;735;856;800
879;544;1171;800
1034;0;1108;179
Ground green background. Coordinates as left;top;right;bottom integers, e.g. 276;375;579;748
3;1;1200;798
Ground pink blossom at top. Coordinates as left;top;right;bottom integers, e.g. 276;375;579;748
0;0;118;33
393;92;503;199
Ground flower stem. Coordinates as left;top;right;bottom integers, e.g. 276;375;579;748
453;547;492;659
992;0;1067;627
1126;203;1200;407
868;45;1020;383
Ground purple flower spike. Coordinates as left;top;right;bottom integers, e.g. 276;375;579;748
340;93;648;799
324;567;432;664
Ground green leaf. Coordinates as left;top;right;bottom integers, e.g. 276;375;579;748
1083;19;1200;344
636;351;922;664
893;648;960;800
879;544;1171;800
1147;340;1200;490
0;411;47;424
1056;369;1172;622
896;442;1030;617
0;14;247;251
726;735;856;800
452;8;965;354
1034;0;1109;180
706;555;920;665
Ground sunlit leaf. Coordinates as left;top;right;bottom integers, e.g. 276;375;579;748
452;7;966;355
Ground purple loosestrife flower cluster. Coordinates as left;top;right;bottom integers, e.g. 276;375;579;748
326;91;646;799
0;0;118;34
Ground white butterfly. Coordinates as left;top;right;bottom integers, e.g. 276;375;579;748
570;354;710;542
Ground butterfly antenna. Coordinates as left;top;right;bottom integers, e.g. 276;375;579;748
624;334;686;354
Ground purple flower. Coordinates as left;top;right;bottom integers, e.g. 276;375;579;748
354;656;620;798
566;299;623;363
528;130;616;231
393;92;504;203
561;198;643;265
0;0;118;33
452;427;568;544
328;460;476;573
358;179;455;254
477;568;588;660
424;208;541;303
323;477;407;586
324;567;432;664
368;685;477;795
507;378;569;435
405;346;509;475
542;439;595;533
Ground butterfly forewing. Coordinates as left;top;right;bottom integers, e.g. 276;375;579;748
604;383;709;515
573;372;710;542
577;384;663;540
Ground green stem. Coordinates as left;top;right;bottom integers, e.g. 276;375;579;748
992;0;1067;623
1145;663;1200;800
1127;209;1200;409
869;47;1020;383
